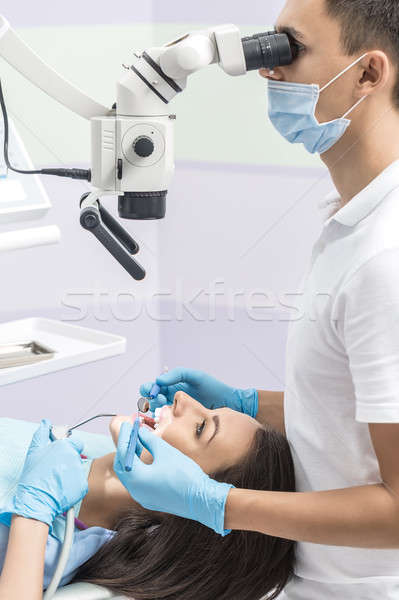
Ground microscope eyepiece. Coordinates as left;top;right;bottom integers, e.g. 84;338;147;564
241;31;296;71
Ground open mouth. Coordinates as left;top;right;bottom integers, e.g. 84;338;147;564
153;405;172;434
138;404;173;433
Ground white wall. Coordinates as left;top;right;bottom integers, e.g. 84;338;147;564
157;161;333;391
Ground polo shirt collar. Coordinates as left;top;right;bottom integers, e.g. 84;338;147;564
319;159;399;227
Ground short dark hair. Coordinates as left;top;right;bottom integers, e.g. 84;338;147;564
72;426;297;600
325;0;399;108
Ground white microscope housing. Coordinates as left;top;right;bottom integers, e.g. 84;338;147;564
91;24;248;220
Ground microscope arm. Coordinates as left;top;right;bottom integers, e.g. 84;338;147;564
0;15;110;120
0;17;246;122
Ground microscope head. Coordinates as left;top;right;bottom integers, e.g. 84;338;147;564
102;26;296;222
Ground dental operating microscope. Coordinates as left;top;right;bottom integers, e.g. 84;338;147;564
0;17;297;281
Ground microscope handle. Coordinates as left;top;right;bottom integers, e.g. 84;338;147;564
80;205;146;281
98;203;139;255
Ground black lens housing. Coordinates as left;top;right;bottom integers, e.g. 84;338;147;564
118;191;167;220
242;31;296;71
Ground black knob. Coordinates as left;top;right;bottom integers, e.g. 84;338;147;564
133;136;154;158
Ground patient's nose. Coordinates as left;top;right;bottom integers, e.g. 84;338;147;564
174;391;202;416
173;390;188;415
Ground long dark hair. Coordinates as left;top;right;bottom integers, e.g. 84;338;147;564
72;425;296;599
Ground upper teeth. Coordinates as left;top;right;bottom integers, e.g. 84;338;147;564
155;407;162;418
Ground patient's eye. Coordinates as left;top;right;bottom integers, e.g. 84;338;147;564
196;419;206;438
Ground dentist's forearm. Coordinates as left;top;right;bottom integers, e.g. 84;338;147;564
225;483;399;548
0;515;48;600
256;390;285;436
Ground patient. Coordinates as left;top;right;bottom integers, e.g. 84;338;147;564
71;391;296;600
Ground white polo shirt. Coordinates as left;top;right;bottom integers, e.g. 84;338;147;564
284;159;399;589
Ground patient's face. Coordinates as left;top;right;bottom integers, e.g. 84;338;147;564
111;392;262;474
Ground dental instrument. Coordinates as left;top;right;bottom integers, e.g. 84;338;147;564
49;414;117;442
137;396;150;413
0;17;297;279
149;382;161;399
137;366;169;413
137;388;158;414
0;340;55;368
124;417;141;472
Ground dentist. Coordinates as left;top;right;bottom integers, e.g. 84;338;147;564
115;1;399;598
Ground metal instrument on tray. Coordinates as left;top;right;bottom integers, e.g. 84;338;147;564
0;340;55;368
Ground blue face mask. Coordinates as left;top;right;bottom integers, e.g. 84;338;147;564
267;53;368;154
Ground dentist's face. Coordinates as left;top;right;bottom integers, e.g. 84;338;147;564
110;392;261;475
259;0;367;124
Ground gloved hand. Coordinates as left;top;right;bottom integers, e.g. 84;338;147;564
140;367;258;417
3;419;88;528
114;422;234;536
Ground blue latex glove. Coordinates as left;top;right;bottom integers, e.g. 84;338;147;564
140;367;258;417
5;419;88;528
114;422;234;536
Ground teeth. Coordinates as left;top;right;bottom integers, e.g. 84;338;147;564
154;423;159;429
155;407;162;417
154;416;160;423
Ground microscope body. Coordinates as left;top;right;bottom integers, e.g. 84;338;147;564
90;24;247;220
91;115;175;194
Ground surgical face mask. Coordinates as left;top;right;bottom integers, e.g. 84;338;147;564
267;53;368;154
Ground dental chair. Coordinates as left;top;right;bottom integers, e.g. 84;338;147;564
53;582;127;599
49;567;130;598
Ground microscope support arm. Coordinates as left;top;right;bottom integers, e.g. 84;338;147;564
0;15;110;120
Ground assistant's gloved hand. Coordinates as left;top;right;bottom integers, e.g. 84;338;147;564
114;422;234;536
140;367;258;417
4;419;88;528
